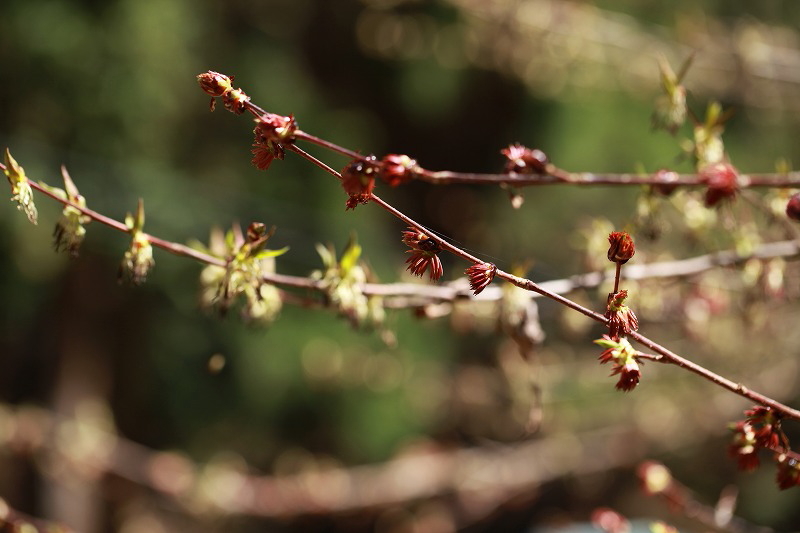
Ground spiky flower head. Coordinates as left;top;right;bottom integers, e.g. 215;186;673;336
402;227;443;282
465;262;496;296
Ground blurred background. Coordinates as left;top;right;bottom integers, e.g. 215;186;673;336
2;0;800;531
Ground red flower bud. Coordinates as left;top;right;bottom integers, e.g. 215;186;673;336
607;232;635;264
786;192;800;222
701;162;739;207
380;154;419;186
402;227;443;281
197;71;233;97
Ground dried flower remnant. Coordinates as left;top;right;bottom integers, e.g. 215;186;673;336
607;231;635;264
342;156;377;210
3;148;37;225
379;154;419;186
501;143;549;174
402;227;443;281
465;262;496;295
595;335;641;392
119;199;154;285
701;162;739;207
605;290;639;339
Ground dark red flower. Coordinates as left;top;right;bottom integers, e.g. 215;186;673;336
254;113;297;145
380;154;419;186
465;262;496;295
402;227;443;281
701;162;739;207
607;232;635;264
776;454;800;490
611;360;641;392
786;193;800;222
501;143;549;174
341;157;377;209
594;335;641;392
251;144;279;171
605;290;639;338
251;114;297;171
744;406;784;450
728;421;760;471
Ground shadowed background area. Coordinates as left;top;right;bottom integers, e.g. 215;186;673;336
2;1;800;531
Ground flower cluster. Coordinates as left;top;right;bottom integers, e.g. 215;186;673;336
701;161;739;207
3;148;38;225
500;143;549;174
605;290;639;338
594;335;641;392
195;223;287;325
251;113;298;171
341;156;378;209
310;237;384;328
596;232;642;390
197;71;250;114
401;227;443;281
728;406;800;489
465;262;496;296
119;199;155;285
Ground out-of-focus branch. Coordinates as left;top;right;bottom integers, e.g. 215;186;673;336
357;0;800;114
0;498;73;532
